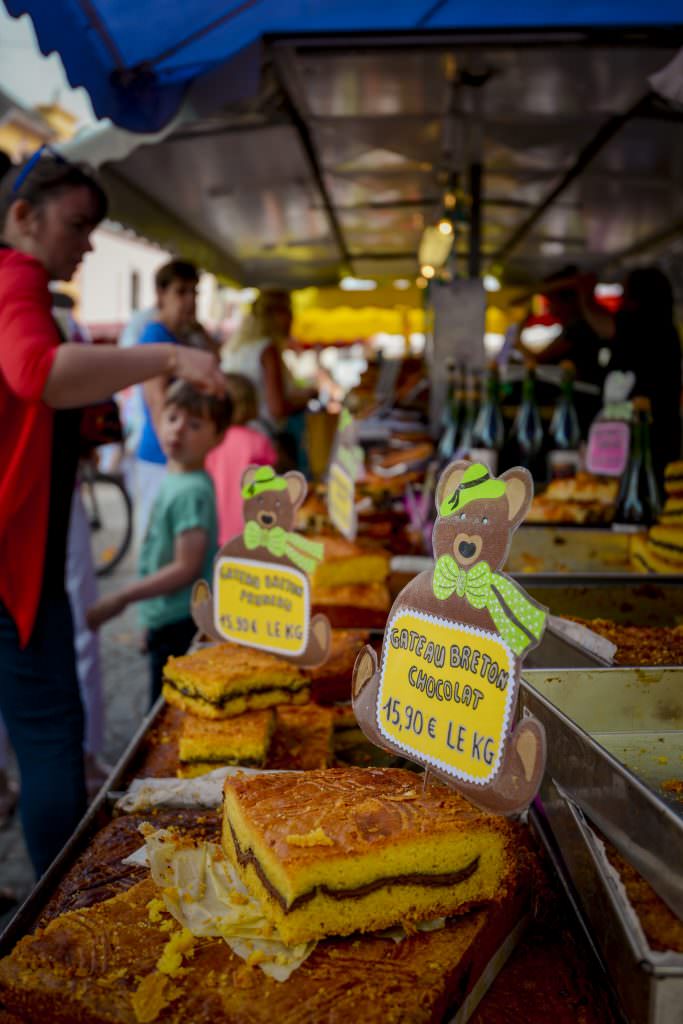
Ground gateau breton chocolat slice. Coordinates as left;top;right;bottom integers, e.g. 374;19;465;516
659;497;683;525
630;533;677;575
222;766;518;945
310;536;390;589
177;709;276;777
162;643;309;719
664;460;683;495
647;525;683;566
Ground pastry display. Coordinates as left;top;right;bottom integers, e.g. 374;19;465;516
567;618;683;665
0;874;527;1024
630;459;683;572
527;473;618;524
664;460;683;495
162;643;309;719
222;766;519;945
178;709;276;776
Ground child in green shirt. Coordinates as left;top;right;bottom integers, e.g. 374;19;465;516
87;380;232;704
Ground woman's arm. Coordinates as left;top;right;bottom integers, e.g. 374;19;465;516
86;528;208;629
142;374;169;435
261;344;316;420
42;343;224;408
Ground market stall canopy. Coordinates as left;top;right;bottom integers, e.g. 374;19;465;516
6;1;682;132
7;3;683;287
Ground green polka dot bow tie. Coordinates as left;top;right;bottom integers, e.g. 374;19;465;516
432;556;546;656
243;521;324;576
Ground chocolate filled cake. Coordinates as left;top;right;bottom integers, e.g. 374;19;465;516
162;643;309;719
178;709;276;776
222;766;519;945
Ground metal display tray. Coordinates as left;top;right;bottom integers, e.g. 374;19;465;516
520;668;683;1024
391;558;683;629
0;698;165;959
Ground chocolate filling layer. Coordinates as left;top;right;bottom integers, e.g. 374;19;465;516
163;677;307;709
229;823;480;913
650;537;683;556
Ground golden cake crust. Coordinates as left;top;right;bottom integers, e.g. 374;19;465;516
179;709;275;768
223;767;513;872
222;768;518;942
162;643;308;719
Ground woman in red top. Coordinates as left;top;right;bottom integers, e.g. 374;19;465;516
0;152;224;876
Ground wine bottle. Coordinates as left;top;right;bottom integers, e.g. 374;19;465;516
437;361;461;463
510;360;544;478
470;361;505;474
613;396;661;530
548;360;581;479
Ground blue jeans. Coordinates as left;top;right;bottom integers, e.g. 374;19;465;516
147;616;197;708
0;593;86;877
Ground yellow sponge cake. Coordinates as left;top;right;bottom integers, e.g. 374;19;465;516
222;766;518;945
311;536;390;589
178;709;276;776
163;643;309;719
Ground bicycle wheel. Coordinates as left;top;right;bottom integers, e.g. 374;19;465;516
82;472;133;576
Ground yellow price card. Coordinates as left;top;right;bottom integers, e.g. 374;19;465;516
328;462;357;541
214;557;309;657
377;608;515;784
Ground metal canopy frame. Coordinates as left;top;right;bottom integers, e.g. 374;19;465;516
103;24;683;287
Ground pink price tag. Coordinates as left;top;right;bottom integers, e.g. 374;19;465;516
586;421;630;477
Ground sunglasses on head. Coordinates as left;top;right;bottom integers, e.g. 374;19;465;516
11;144;67;195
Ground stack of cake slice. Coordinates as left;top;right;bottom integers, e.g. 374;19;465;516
162;643;309;719
177;710;276;777
222;766;519;946
631;460;683;573
310;536;391;628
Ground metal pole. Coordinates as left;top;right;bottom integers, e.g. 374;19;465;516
468;161;482;279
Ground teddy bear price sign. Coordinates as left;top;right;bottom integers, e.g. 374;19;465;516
192;467;330;667
327;409;364;541
352;461;548;815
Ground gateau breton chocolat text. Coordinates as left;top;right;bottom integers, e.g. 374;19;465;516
382;627;511;767
389;626;510;703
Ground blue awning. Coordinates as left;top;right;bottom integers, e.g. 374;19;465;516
4;0;683;131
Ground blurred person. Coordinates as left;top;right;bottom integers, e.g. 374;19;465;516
579;266;682;483
518;267;606;386
222;289;317;470
0;150;224;875
206;373;277;544
516;266;606;432
87;381;232;705
134;259;202;548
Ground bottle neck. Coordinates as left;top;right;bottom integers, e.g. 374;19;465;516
522;371;536;404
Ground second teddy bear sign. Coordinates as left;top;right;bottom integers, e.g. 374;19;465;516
192;467;330;667
352;460;548;815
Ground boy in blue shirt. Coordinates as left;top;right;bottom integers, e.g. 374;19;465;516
134;259;200;548
88;380;232;704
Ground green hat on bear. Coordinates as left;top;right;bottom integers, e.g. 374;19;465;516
241;466;288;500
439;463;506;518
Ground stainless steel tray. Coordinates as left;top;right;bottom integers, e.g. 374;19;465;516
520;669;683;1024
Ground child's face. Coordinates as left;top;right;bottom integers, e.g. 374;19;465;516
159;403;220;469
158;278;197;332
